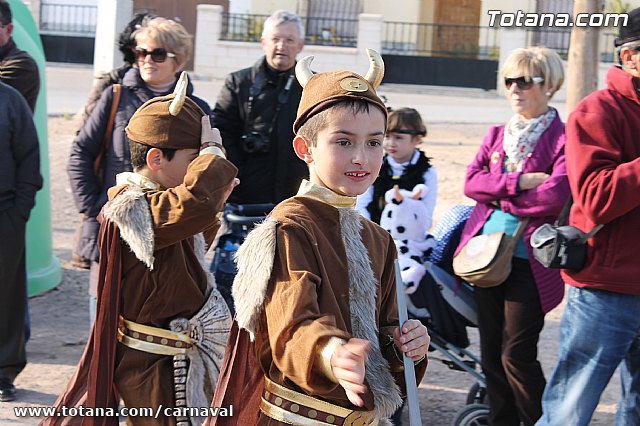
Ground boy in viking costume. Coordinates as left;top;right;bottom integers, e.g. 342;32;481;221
208;50;430;426
43;73;238;426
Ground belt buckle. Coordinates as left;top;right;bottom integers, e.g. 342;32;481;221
343;410;377;426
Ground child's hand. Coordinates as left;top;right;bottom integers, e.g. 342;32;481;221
200;116;221;145
393;319;430;362
330;338;370;407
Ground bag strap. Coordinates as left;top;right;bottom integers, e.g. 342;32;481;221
93;83;122;177
555;197;573;226
584;224;604;241
555;195;604;241
513;217;530;240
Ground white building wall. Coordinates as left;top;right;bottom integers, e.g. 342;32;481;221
229;0;252;14
249;0;297;15
363;0;422;23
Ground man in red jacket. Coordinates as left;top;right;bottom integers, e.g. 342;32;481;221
537;8;640;426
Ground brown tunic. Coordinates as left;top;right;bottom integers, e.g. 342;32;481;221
42;154;237;426
210;190;427;425
112;156;236;423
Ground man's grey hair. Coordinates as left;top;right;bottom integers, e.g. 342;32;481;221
262;10;305;40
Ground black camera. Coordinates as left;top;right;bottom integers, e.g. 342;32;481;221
241;131;271;154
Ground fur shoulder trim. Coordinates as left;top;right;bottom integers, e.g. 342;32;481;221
232;217;278;340
340;208;402;420
103;186;155;269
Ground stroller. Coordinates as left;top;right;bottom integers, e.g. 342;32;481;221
210;203;274;315
405;205;489;425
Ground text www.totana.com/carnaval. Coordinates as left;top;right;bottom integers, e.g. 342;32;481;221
13;404;234;419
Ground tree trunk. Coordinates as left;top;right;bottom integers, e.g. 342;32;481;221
566;0;606;113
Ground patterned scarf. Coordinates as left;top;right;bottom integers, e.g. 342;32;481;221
503;108;556;172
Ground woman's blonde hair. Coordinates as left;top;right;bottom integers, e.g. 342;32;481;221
500;47;565;97
134;17;193;66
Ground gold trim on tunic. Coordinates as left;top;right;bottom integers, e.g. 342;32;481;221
319;337;346;383
117;316;193;356
261;377;378;425
297;180;357;209
115;172;164;190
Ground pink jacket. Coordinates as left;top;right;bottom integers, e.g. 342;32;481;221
455;113;570;313
562;66;640;295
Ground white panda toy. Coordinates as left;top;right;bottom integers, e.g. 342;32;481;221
379;184;435;294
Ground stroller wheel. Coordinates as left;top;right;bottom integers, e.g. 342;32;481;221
465;382;487;405
451;403;489;426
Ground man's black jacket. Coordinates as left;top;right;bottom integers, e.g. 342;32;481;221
213;57;307;204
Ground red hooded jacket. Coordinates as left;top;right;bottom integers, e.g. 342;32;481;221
562;65;640;295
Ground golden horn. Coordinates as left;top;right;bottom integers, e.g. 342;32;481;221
169;71;188;116
393;185;403;202
364;48;384;89
295;55;315;88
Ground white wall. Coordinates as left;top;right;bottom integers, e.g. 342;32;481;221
229;0;252;14
249;0;297;15
364;0;422;23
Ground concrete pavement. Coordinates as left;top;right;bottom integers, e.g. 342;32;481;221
45;63;567;124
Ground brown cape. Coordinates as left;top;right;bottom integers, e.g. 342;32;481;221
203;321;263;426
40;216;122;426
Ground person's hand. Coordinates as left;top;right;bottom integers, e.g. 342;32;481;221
519;172;550;190
200;116;226;155
331;338;370;407
393;319;430;362
200;127;224;151
223;178;240;202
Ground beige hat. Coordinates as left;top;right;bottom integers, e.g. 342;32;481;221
293;49;387;133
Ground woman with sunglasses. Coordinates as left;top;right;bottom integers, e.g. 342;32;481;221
454;47;570;426
67;17;212;328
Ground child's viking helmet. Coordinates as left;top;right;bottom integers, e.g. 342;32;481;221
293;49;388;132
125;72;205;149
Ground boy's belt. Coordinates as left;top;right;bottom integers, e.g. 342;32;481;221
260;377;378;426
117;316;193;356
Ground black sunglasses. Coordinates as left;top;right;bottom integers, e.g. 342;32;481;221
134;47;176;63
504;76;544;90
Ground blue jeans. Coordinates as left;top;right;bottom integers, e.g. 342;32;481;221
537;286;640;426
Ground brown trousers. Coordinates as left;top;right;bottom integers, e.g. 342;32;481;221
0;208;27;382
475;258;546;426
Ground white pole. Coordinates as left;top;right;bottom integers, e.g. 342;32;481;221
93;0;133;77
395;259;423;426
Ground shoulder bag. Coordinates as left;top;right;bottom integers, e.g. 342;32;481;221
530;197;602;271
453;217;529;288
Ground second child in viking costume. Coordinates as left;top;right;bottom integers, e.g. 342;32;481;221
207;51;430;426
42;74;238;426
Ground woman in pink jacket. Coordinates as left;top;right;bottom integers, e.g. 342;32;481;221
455;47;570;426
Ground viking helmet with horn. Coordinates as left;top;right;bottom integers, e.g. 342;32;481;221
292;49;387;133
126;71;206;149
